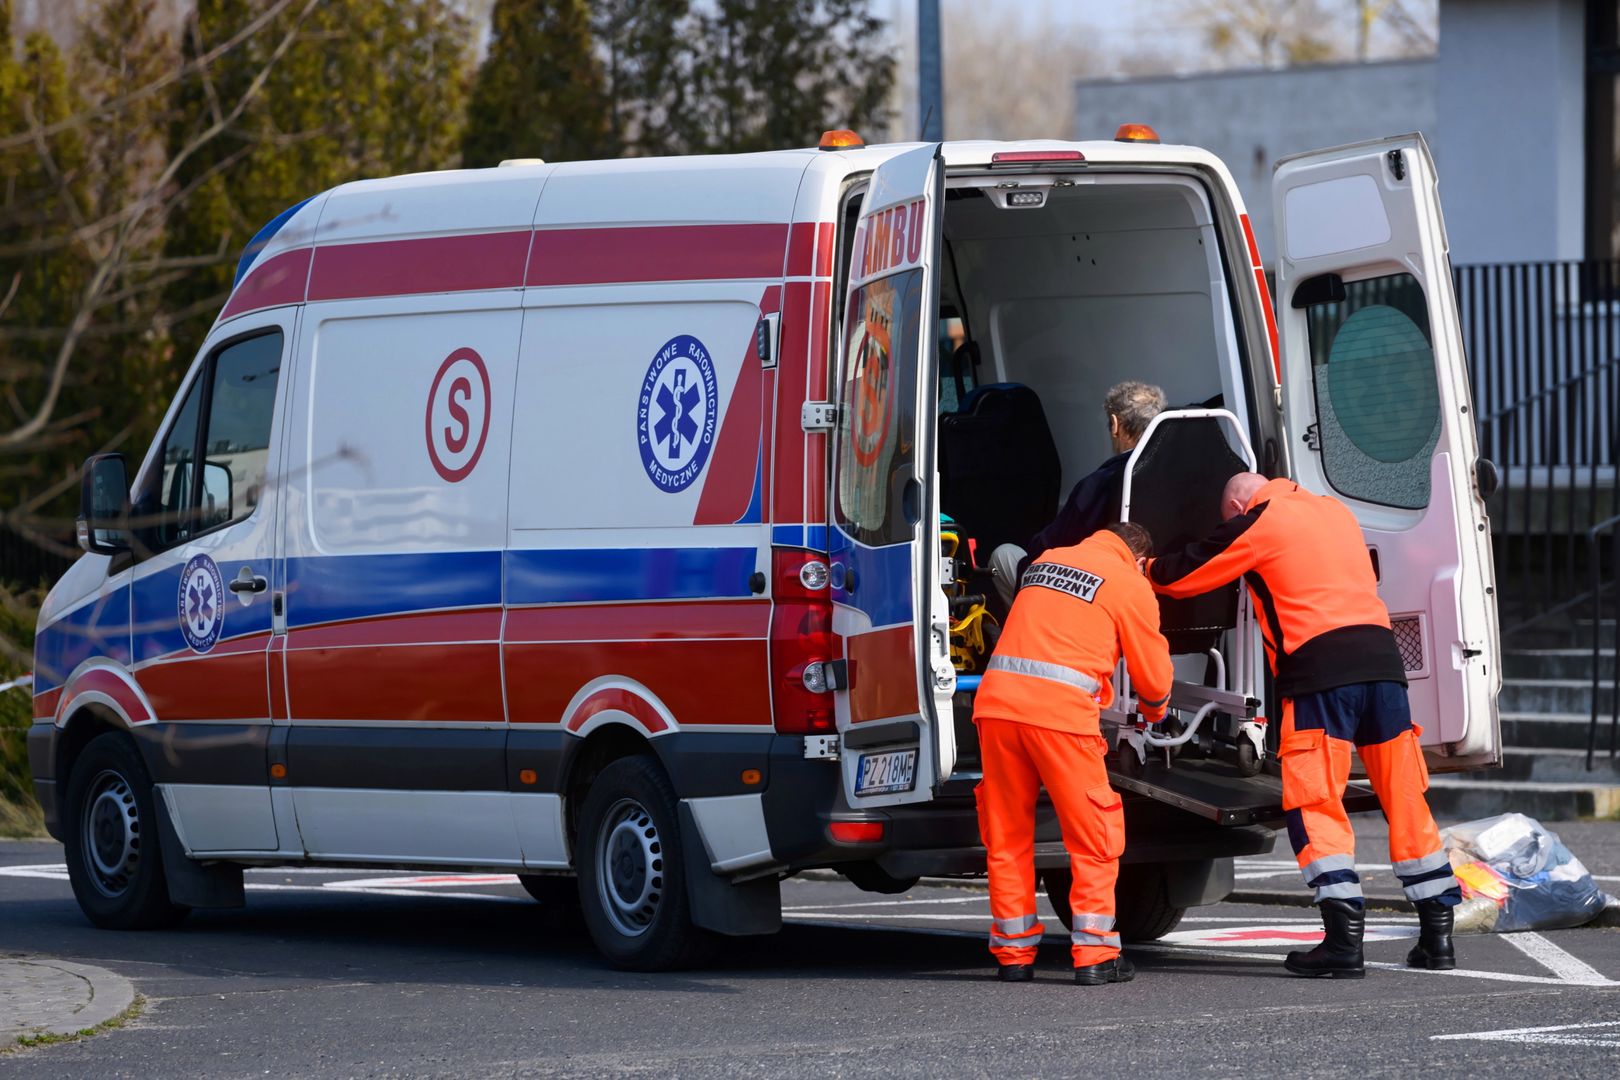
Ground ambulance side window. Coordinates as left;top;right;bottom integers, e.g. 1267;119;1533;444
836;269;922;546
134;330;283;554
1304;272;1440;510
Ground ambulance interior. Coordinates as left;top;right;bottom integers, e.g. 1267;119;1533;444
922;174;1265;778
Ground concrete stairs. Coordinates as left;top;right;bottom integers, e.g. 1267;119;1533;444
1423;635;1620;821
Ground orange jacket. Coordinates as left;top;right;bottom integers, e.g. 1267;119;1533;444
1148;478;1406;697
974;529;1174;735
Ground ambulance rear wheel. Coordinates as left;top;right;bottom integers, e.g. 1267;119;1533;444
62;731;189;930
576;755;716;971
1041;865;1186;942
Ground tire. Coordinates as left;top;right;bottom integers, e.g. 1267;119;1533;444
62;731;189;930
575;755;717;971
1040;864;1186;942
1113;863;1186;942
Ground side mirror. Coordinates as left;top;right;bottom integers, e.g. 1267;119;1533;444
1475;457;1500;500
78;453;130;555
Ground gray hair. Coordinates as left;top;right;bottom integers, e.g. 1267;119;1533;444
1104;381;1167;440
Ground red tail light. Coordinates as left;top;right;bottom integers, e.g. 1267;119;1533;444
770;549;837;734
990;150;1085;165
828;820;884;844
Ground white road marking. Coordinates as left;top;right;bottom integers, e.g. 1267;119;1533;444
779;893;990;908
1432;1020;1620;1047
244;882;530;904
1501;931;1615;985
1158;925;1416;947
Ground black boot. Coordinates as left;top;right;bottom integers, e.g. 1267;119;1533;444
1074;956;1136;986
1406;899;1456;970
1284;898;1365;979
996;963;1035;982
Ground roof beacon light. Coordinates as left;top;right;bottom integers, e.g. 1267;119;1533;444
819;129;864;150
1114;123;1161;144
990;150;1085;165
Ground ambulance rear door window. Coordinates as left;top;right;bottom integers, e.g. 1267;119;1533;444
1304;272;1440;510
836;268;923;547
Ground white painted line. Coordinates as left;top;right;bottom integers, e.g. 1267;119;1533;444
245;882;530;904
1432;1020;1620;1047
782;912;990;922
779;894;990;908
318;874;519;889
1500;931;1615;986
1130;943;1610;987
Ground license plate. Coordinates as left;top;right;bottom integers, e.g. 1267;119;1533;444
854;749;918;797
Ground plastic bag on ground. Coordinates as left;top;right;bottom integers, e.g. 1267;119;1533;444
1441;813;1607;932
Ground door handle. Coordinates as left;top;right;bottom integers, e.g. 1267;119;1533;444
230;567;268;594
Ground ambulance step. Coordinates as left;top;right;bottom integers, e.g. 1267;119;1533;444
1107;756;1379;827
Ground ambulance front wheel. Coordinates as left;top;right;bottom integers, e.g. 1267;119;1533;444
62;731;190;930
576;755;717;971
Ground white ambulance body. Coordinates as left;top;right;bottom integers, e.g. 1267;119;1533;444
29;131;1500;969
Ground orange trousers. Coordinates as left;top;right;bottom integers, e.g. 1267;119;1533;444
1279;682;1460;906
975;717;1125;967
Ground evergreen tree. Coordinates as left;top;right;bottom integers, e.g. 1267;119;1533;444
592;0;690;157
462;0;610;168
676;0;894;154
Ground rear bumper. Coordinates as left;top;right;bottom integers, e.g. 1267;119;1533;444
759;738;1275;879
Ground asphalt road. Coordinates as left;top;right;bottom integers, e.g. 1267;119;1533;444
2;839;1617;1078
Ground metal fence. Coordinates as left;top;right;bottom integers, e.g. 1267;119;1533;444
1455;259;1620;763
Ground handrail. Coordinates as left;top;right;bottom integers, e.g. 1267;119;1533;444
1585;512;1620;770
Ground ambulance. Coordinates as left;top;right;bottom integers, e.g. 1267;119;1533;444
28;127;1501;970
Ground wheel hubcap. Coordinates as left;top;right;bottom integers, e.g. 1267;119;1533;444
595;798;663;937
81;770;140;898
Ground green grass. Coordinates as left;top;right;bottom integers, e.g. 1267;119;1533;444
6;995;144;1053
0;586;43;839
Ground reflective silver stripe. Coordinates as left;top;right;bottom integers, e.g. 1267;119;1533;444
985;654;1101;695
1301;854;1356;882
991;929;1044;948
1071;930;1122;948
1404;875;1460;901
1071;913;1116;933
994;914;1041;935
1393;850;1452;878
1314;880;1365;902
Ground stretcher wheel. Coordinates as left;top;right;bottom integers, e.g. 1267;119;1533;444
1235;736;1261;777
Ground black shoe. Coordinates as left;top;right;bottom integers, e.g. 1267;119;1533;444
1406;898;1457;970
1284;898;1365;979
1074;956;1135;985
996;963;1035;983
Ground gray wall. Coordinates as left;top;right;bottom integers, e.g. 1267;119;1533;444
1435;0;1586;264
1074;59;1437;266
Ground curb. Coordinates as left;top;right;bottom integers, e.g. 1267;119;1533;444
3;957;137;1046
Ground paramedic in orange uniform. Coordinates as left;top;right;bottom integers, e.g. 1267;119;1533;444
972;522;1173;985
1149;472;1461;979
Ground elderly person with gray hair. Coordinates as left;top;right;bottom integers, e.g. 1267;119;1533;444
991;381;1167;606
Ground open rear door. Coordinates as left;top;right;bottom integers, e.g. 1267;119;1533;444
828;143;953;807
1272;134;1501;770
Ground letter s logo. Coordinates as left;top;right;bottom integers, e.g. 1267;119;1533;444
444;375;472;453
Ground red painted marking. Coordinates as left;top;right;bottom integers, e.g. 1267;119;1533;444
504;639;769;726
137;653;267;723
848;625;918;724
268;636;288;723
290;608;503;650
771;282;812;522
285;641;503;723
1240;213;1263;266
760;284;781;315
693;292;773;525
1254;267;1280;383
204;631;274;658
503;601;768;643
804;280;832;525
759;368;775;519
527;224;789;287
59;669;151;724
1205;929;1324;943
566;687;669;734
787;222;835;277
425;348;492;483
220;248;311;320
32;686;61;723
308;231;531;301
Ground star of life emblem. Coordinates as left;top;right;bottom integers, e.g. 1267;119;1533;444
177;553;225;653
637;334;718;493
